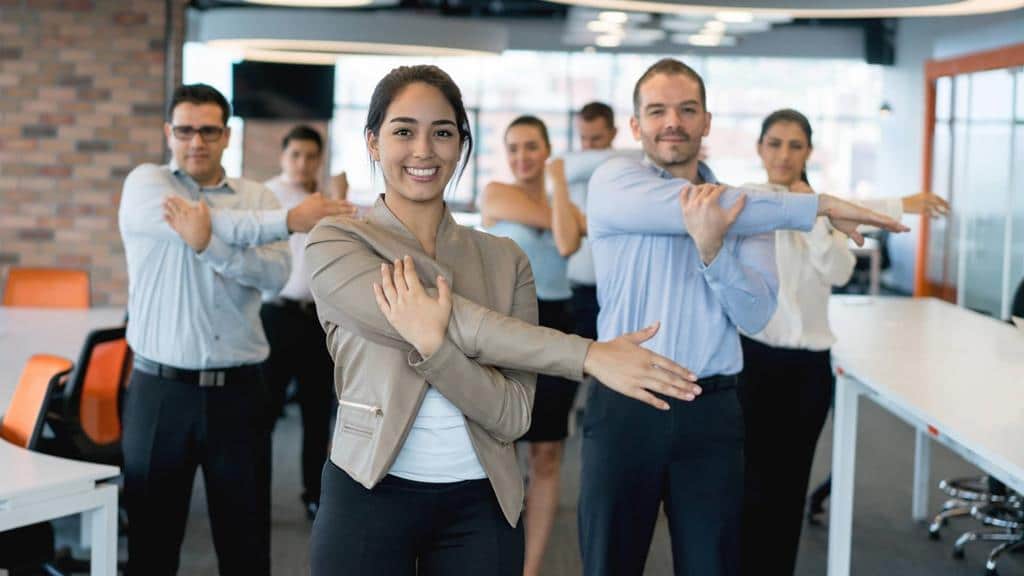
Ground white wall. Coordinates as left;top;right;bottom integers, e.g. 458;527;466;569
879;9;1024;292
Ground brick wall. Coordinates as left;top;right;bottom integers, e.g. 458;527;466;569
0;0;186;307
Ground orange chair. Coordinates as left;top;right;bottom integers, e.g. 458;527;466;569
48;327;131;464
1;354;74;449
2;267;90;309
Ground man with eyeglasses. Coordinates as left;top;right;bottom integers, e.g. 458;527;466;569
118;83;350;575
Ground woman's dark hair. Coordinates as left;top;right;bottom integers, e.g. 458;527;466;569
759;108;813;184
365;65;473;190
505;115;551;151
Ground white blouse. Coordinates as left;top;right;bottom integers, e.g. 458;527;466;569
742;183;903;351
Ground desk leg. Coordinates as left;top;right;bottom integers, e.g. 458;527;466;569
828;374;862;576
869;251;880;296
87;484;118;576
913;428;932;521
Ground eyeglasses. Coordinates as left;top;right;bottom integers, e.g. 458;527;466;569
171;125;226;143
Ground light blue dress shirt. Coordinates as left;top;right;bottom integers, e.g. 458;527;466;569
587;156;819;378
119;163;291;369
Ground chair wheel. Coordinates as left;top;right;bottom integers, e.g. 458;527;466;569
953;547;965;559
985;568;998;576
928;529;940;541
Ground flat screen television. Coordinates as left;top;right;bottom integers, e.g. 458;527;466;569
231;61;335;120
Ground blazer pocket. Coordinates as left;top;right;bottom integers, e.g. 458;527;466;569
338;398;382;439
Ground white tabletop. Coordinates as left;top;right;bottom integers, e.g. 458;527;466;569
830;296;1024;487
0;306;126;413
0;439;119;503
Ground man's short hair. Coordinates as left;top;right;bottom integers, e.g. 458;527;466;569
578;101;615;129
167;84;231;125
281;125;324;154
632;58;706;115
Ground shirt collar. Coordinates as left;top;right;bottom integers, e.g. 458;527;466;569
368;194;460;248
169;162;235;194
641;155;718;185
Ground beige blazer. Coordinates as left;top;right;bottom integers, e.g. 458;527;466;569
305;197;591;526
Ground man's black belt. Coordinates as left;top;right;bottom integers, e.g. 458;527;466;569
696;373;739;394
133;356;260;387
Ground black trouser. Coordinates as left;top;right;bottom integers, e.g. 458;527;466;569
578;375;744;576
570;283;599;340
122;367;271;576
260;300;335;505
738;336;833;576
310;463;524;575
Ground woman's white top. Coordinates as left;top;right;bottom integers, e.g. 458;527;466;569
742;183;903;351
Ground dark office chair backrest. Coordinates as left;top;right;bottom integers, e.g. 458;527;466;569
1012;278;1024;319
54;326;131;463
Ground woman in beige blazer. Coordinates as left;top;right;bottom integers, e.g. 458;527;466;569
305;65;703;576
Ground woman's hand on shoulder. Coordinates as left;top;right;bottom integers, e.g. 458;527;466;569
373;255;452;358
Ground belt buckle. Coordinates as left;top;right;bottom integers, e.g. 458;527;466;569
199;371;225;387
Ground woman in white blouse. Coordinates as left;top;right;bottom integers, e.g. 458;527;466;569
738;109;949;576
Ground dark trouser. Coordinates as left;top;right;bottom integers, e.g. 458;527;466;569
570;283;599;340
578;375;744;576
260;300;335;505
521;298;579;442
738;336;833;576
310;462;524;576
123;367;271;576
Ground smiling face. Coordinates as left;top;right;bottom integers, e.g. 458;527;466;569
629;72;710;173
164;102;230;186
757;120;812;188
504;124;550;183
366;82;462;206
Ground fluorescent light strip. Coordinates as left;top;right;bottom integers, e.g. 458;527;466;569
544;0;1024;18
208;38;498;58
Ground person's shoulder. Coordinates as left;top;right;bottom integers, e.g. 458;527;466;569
467;225;529;266
592;154;643;181
123;163;168;184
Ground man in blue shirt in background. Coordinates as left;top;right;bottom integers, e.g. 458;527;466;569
578;58;907;576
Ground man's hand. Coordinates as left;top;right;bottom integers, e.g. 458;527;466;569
163;195;212;253
583;322;701;411
817;195;910;245
902;192;950;218
680;183;747;265
373;255;452;358
287;192;358;233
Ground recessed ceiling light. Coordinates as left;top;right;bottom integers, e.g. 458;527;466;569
671;33;737;47
208;38;497;59
598;10;630;23
583;45;597;53
595;34;623;47
703;20;727;33
586;19;623;33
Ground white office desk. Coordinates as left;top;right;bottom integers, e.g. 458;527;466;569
827;296;1024;575
0;440;119;575
0;306;125;412
0;306;125;575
